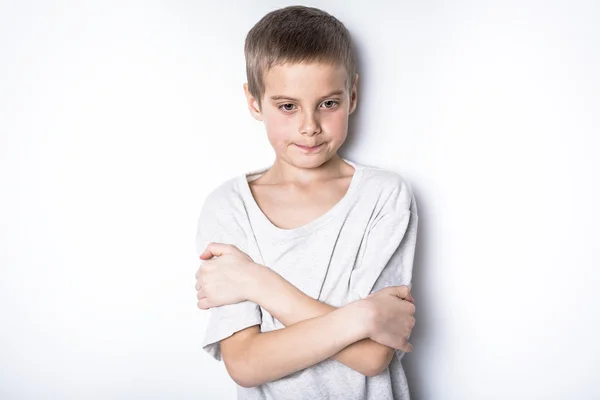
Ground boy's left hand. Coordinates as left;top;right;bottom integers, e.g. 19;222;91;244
195;242;259;310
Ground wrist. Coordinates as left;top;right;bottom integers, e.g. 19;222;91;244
346;298;375;339
339;300;373;342
246;265;305;319
244;262;269;303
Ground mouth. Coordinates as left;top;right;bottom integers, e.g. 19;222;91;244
295;143;325;152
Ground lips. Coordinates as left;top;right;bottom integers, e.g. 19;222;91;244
296;143;323;148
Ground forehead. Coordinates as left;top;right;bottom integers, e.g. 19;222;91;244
263;62;347;96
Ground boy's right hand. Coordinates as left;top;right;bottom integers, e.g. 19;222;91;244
362;286;416;352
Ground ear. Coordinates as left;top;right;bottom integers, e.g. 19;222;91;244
243;83;263;121
348;73;359;115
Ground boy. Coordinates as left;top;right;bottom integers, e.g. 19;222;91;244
194;5;418;400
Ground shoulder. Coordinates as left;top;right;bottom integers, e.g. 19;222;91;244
197;174;246;226
195;174;251;253
358;163;417;214
203;175;244;209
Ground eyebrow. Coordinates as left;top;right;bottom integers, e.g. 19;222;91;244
269;89;345;102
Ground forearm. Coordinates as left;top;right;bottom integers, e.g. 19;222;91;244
249;264;393;375
236;301;368;387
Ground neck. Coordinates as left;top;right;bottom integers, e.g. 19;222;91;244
263;154;351;186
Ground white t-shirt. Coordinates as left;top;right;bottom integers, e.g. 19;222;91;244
195;158;419;400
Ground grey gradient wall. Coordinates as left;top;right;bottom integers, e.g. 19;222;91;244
1;1;598;399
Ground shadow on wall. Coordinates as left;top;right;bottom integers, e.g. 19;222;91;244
401;196;430;400
340;43;431;400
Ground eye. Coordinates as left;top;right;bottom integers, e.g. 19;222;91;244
278;100;340;113
322;100;339;109
279;103;296;112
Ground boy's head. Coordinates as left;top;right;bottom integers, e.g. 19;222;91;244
243;5;359;170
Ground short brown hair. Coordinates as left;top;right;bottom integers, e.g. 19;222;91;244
244;5;357;110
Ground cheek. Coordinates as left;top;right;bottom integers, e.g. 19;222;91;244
264;111;294;145
265;111;290;129
324;111;349;136
263;109;349;144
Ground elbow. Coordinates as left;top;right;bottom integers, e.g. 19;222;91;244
224;359;246;387
363;364;384;378
352;358;382;378
232;368;263;389
224;353;265;388
363;363;387;378
364;348;395;377
232;374;257;389
365;366;387;377
231;370;267;389
224;357;257;388
220;326;263;388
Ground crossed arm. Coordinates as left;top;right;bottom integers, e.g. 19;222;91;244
219;264;396;388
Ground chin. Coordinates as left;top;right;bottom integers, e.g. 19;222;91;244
294;155;333;168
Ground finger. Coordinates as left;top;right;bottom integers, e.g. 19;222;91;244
199;242;222;260
397;338;413;352
393;285;411;300
196;286;206;300
199;245;215;260
197;298;211;310
200;242;233;260
392;338;412;353
195;263;207;280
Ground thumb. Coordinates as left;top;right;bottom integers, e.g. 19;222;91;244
199;242;231;260
392;285;412;301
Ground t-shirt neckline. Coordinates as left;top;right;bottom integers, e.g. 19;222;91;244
238;158;364;240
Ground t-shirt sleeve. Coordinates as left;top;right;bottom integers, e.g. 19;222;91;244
349;183;419;300
195;194;262;362
348;183;418;360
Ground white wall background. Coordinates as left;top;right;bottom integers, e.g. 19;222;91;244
1;1;599;399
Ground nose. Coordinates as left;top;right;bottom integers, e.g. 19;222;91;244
300;111;321;136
